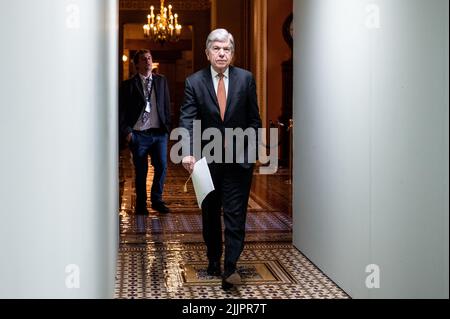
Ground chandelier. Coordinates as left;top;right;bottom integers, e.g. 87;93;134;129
143;0;182;44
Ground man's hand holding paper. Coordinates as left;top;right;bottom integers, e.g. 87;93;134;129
183;157;215;208
182;156;196;174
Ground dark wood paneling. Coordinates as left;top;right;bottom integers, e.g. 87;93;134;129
125;39;192;51
214;0;251;70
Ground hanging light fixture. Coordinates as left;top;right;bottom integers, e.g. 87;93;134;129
143;0;182;44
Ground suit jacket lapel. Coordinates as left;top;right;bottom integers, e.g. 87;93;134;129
153;75;161;112
134;75;146;102
201;68;221;116
224;66;236;122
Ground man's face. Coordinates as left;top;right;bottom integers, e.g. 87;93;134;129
137;53;152;74
206;40;233;73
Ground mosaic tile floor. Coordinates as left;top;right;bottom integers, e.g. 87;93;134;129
115;242;349;299
115;149;349;299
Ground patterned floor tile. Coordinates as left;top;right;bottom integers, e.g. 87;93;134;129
116;149;348;299
114;242;349;299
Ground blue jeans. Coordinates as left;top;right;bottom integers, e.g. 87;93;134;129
130;130;168;210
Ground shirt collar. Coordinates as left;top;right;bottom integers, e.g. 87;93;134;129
139;73;153;82
210;66;229;79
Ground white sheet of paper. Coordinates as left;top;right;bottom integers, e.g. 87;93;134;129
191;157;215;208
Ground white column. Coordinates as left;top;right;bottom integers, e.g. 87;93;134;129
293;0;448;298
0;0;118;298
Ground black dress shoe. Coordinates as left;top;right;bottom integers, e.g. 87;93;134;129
207;261;221;276
224;271;241;284
151;201;170;214
221;278;234;290
221;271;241;290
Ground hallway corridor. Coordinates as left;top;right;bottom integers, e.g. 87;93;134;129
114;149;349;299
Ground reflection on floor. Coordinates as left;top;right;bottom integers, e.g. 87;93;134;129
115;149;349;299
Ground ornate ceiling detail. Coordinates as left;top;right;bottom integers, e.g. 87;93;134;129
120;0;211;11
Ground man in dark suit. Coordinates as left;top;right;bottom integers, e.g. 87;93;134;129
120;50;171;215
179;29;262;290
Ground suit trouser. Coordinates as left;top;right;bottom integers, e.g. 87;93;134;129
202;163;254;277
130;130;168;210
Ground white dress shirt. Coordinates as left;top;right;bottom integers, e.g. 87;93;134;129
210;66;229;97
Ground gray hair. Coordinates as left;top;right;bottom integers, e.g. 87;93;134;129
206;28;235;53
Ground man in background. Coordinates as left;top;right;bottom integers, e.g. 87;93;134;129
120;50;171;215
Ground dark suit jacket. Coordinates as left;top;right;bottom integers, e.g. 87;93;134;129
119;73;171;141
179;66;262;168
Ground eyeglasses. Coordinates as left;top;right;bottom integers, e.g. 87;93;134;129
210;46;232;55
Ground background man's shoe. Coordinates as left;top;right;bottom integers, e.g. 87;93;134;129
206;261;221;276
151;201;170;214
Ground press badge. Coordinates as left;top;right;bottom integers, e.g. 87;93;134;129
145;101;151;113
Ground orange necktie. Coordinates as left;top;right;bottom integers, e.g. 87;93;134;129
217;73;226;120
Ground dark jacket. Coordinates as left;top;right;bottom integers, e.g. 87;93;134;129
119;73;171;141
179;66;262;167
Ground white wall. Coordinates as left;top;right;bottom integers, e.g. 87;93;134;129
293;0;449;298
0;0;118;298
